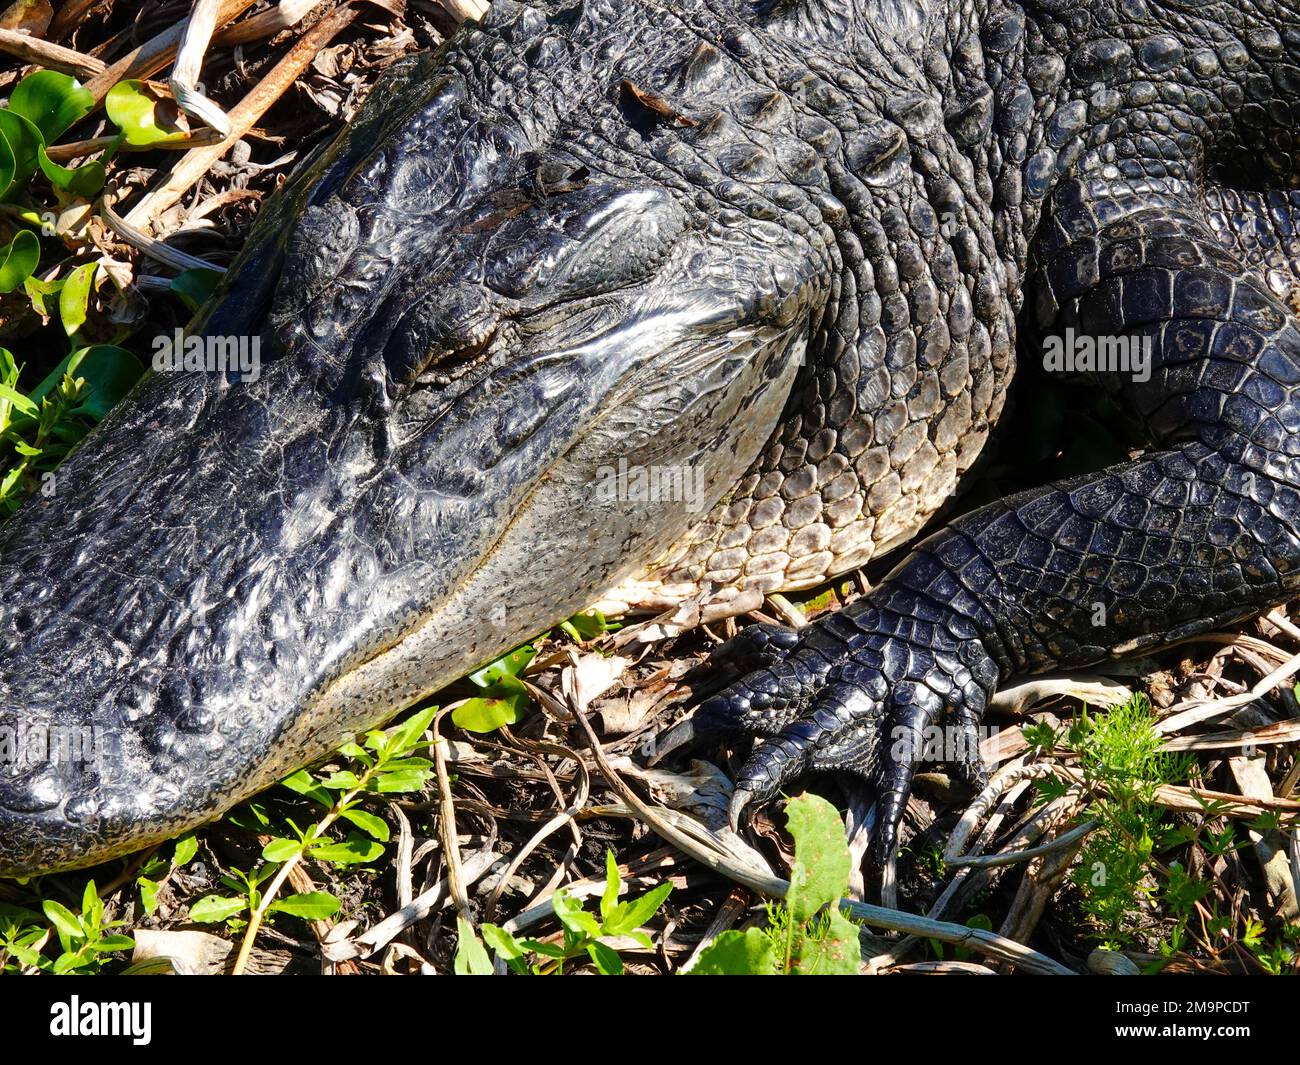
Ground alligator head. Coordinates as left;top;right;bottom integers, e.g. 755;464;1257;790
0;1;838;874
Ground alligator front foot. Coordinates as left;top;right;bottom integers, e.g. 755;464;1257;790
663;600;1000;870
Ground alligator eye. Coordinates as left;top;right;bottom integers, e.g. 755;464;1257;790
385;284;500;390
413;324;498;387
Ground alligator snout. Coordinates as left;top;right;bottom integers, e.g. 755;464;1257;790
0;5;830;875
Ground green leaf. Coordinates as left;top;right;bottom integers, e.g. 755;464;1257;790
308;836;384;865
268;892;340;920
173;833;199;867
104;80;188;147
0;382;37;416
564;610;609;640
519;939;566;960
24;274;64;318
64;345;144;421
600;850;621;924
58;261;97;338
280;768;333;808
602;882;671;937
339;808;390;841
451;689;526;733
138;877;160;916
385;703;439;757
189;894;248;923
784;792;851;924
689;928;779;975
792;908;861;975
469;644;537;687
481;923;525;962
0;229;40;293
587;940;623;975
454;917;494;975
37;145;105;198
318;770;360;790
41;900;83;941
9;71;93;143
0;124;14;198
0;109;42;190
552;889;602;939
169;267;222;312
81;880;102;929
261;837;302;863
371;767;432;793
91;934;135;953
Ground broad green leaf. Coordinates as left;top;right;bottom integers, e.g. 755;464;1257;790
0;125;15;198
319;770;360;790
309;836;384;865
0;229;39;293
189;895;248;923
602;882;671;937
784;792;851;924
552;889;602;939
587;940;623;975
58;261;96;338
261;837;303;862
469;644;537;687
169;267;222;312
688;928;779;975
37;145;105;198
104;80;188;147
563;610;609;640
41;900;83;941
451;689;525;733
339;808;390;841
9;71;93;142
64;345;144;421
454;917;494;975
600;850;621;923
0;109;42;189
792;908;861;975
268;892;340;920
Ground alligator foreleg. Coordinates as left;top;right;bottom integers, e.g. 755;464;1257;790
689;155;1300;870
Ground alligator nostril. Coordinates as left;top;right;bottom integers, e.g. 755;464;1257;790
13;609;35;634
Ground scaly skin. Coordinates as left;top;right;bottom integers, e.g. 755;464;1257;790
693;0;1300;867
3;0;1300;878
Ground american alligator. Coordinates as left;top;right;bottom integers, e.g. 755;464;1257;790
3;0;1300;878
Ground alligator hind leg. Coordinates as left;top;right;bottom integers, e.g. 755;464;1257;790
690;168;1300;870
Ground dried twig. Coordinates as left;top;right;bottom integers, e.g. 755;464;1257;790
122;2;359;236
171;0;233;135
0;25;104;77
568;704;1076;974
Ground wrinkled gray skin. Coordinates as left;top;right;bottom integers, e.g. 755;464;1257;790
4;0;1300;877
